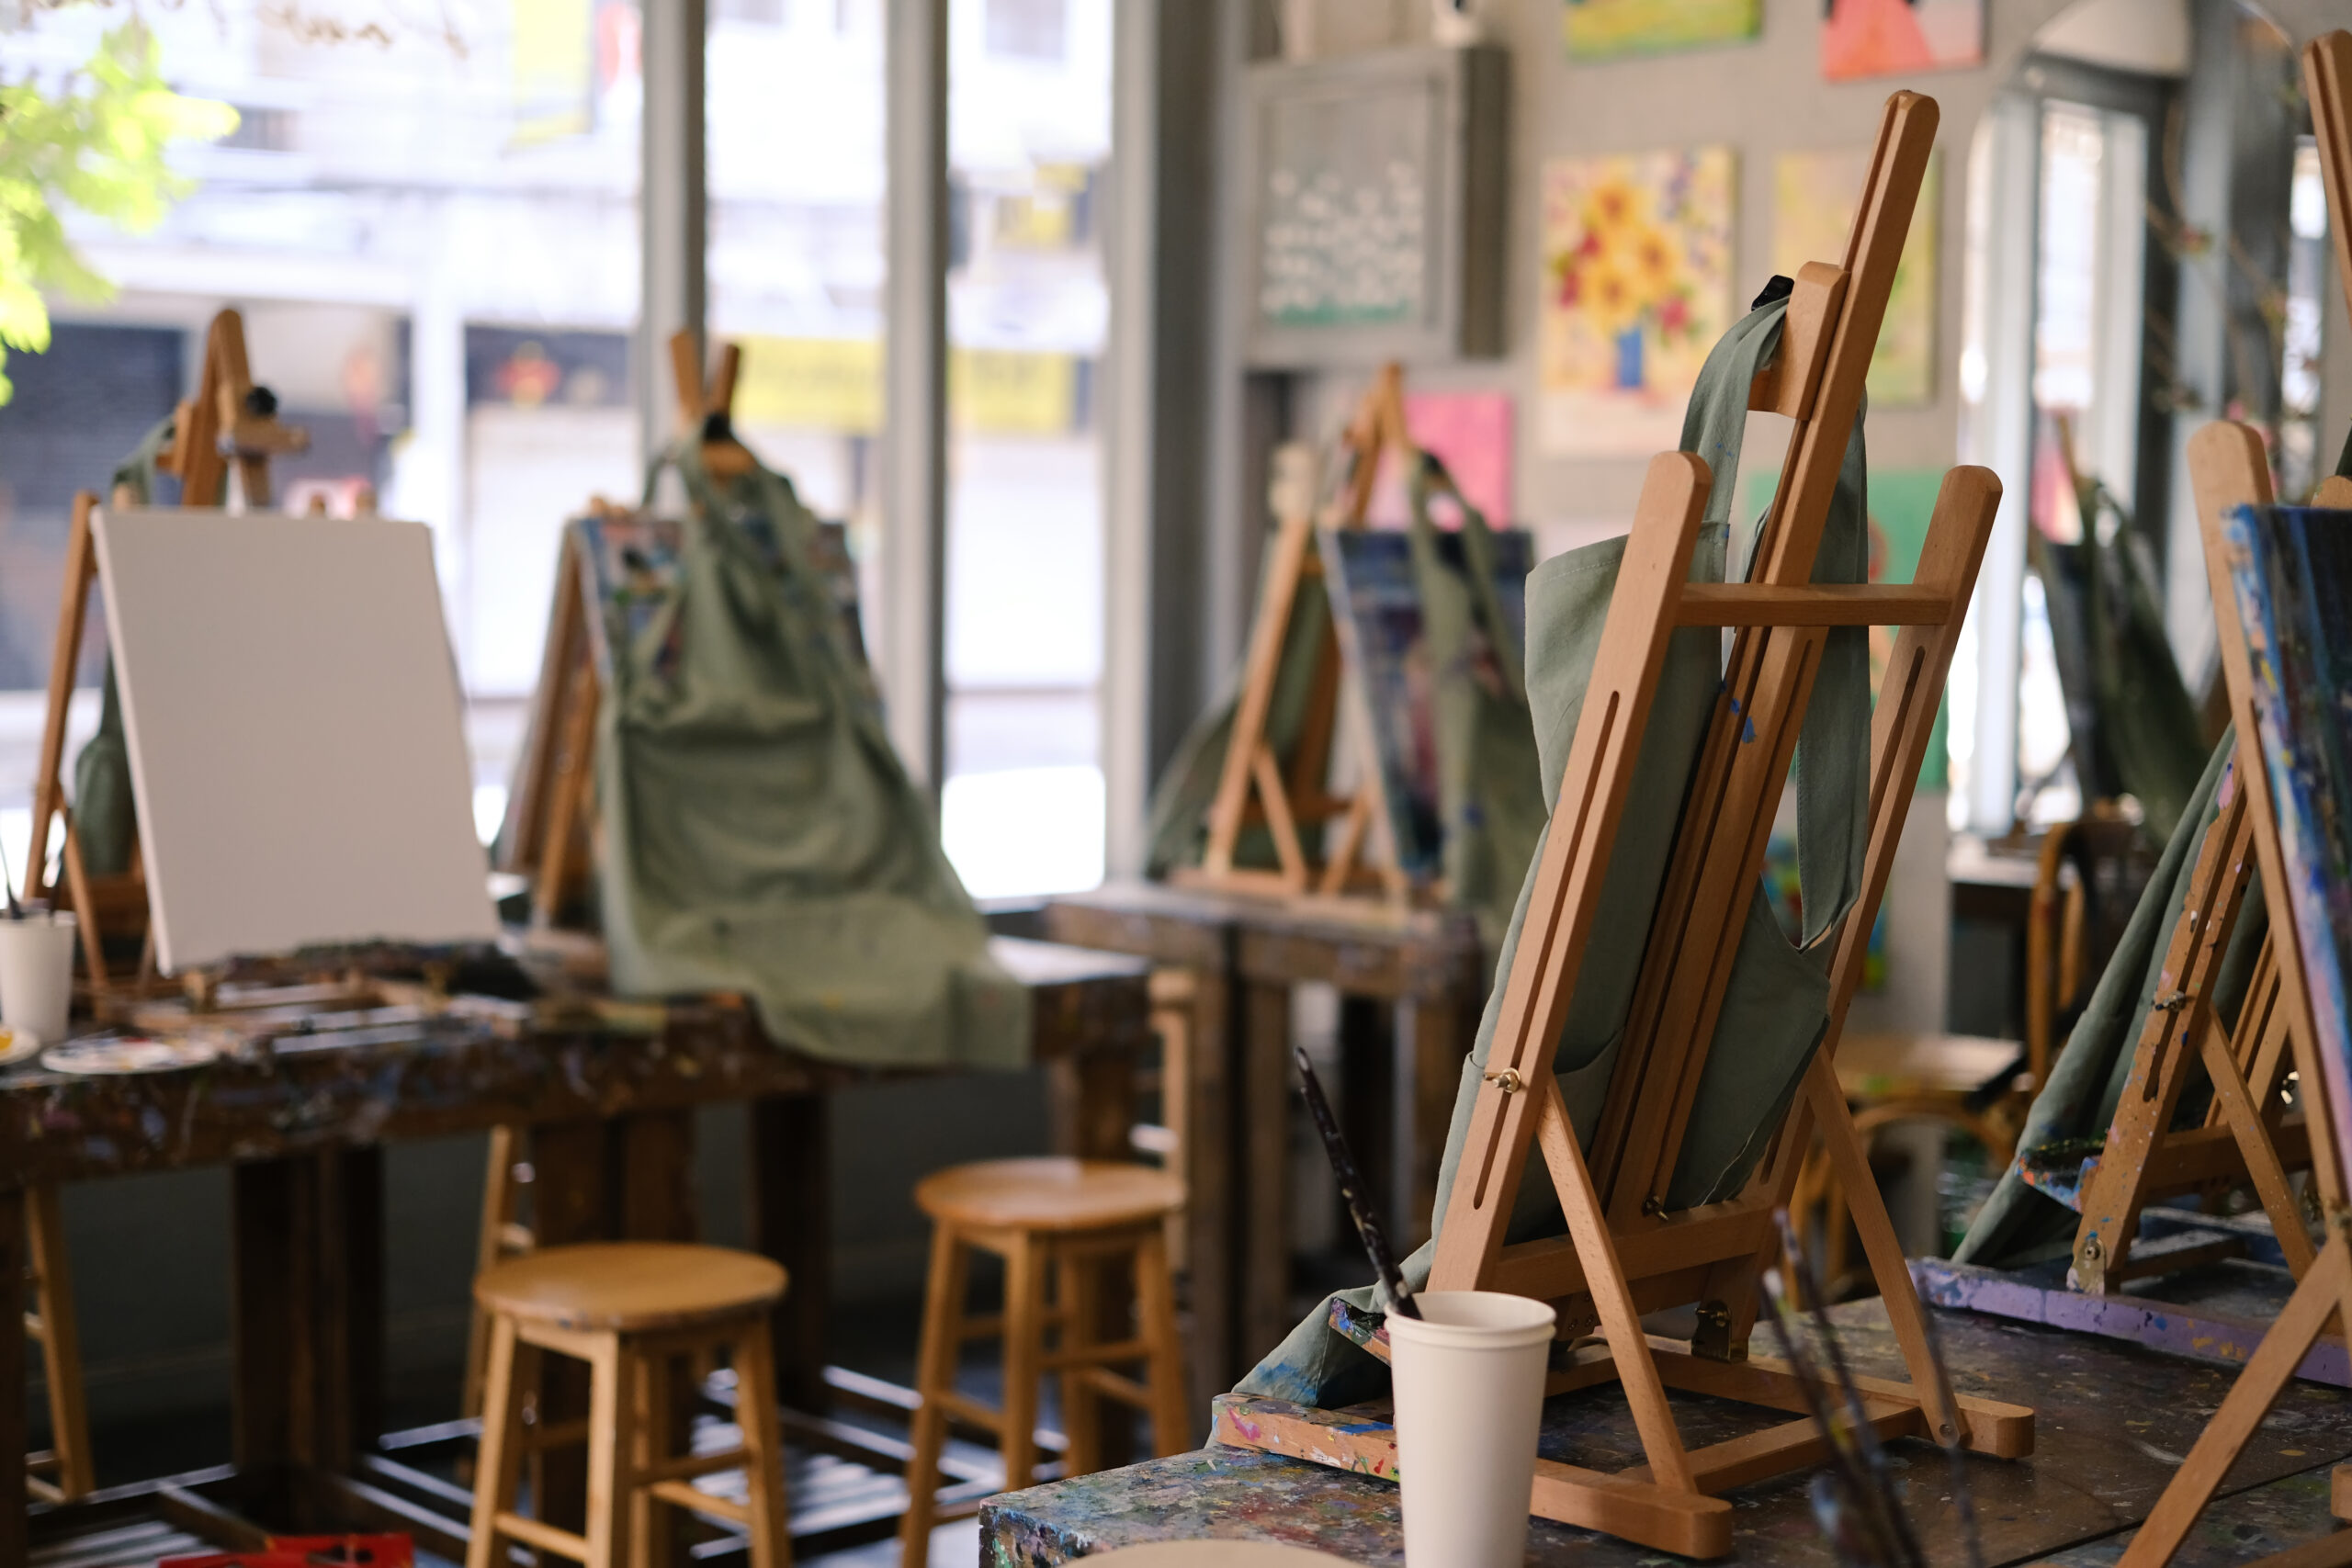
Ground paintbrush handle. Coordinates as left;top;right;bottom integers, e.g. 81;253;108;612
1295;1046;1419;1318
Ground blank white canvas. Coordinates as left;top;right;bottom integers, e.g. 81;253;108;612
94;507;500;972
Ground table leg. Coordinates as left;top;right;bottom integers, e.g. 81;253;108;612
1179;966;1234;1439
232;1158;299;1480
0;1188;25;1568
750;1093;831;1413
1241;980;1294;1369
1338;996;1394;1247
1401;991;1472;1252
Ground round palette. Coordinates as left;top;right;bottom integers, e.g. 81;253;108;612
41;1036;221;1076
0;1028;40;1067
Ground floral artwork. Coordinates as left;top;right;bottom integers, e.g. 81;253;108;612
1538;148;1735;457
1774;148;1939;406
1823;0;1984;81
1563;0;1760;62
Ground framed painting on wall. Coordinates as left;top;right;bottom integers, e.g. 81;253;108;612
1774;147;1939;405
1538;147;1736;457
1823;0;1984;81
1563;0;1760;62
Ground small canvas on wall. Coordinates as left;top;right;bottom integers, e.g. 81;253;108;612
1563;0;1759;62
1823;0;1984;81
1539;148;1736;457
1774;148;1939;405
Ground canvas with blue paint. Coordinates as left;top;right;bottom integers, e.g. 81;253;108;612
2222;502;2352;1128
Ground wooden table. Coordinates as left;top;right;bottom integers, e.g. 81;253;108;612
2;934;1149;1565
979;1297;2352;1566
1042;882;1487;1394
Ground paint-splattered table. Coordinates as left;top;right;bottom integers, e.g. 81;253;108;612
980;1298;2352;1566
0;934;1148;1565
1043;881;1487;1404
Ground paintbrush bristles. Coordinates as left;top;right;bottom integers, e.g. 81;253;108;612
1295;1046;1419;1319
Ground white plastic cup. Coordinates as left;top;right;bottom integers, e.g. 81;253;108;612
0;912;78;1044
1386;1291;1557;1568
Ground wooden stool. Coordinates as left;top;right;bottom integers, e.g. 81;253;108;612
899;1158;1188;1568
464;1125;536;1416
26;1185;93;1501
468;1242;793;1568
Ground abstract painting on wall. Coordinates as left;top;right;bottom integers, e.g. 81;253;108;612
1538;148;1736;457
1563;0;1760;62
1774;148;1939;405
1823;0;1984;81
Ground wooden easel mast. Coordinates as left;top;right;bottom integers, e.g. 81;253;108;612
1171;365;1415;900
21;309;307;1003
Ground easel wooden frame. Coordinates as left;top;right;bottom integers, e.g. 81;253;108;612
20;307;308;1009
495;330;746;926
2053;26;2352;1300
1167;365;1415;901
2107;39;2352;1561
1219;92;2034;1560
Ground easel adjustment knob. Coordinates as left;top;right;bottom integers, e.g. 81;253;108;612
1481;1067;1523;1095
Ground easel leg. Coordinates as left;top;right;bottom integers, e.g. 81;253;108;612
1799;1057;1962;1445
2118;1236;2352;1568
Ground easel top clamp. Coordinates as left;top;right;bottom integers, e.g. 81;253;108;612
496;331;747;928
24;308;309;1012
1224;91;2034;1561
1169;364;1419;905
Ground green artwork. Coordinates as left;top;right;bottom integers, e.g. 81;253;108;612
1744;467;1950;790
1563;0;1761;62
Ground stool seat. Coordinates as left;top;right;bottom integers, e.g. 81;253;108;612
474;1242;786;1332
913;1156;1185;1233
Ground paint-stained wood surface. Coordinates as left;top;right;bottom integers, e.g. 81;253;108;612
982;1301;2352;1568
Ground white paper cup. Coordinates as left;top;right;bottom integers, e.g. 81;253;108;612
0;913;78;1045
1386;1291;1556;1568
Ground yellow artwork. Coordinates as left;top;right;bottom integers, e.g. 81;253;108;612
1772;148;1939;406
1538;148;1735;457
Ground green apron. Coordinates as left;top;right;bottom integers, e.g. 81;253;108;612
592;445;1030;1069
1407;462;1546;946
1241;291;1873;1405
1952;734;2267;1266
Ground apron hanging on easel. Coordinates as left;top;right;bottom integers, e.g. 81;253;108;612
1243;287;1874;1406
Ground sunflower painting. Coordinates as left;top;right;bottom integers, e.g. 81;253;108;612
1539;148;1735;457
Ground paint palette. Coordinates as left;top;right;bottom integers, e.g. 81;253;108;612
0;1028;40;1067
41;1035;220;1076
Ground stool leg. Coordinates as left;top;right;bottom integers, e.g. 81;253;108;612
899;1222;967;1568
584;1336;636;1568
629;1347;668;1568
465;1126;526;1419
466;1316;526;1568
1135;1226;1190;1457
733;1319;795;1568
1000;1231;1046;1493
1056;1247;1102;1478
27;1185;92;1499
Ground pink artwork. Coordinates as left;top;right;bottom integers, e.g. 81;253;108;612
1364;391;1516;527
1822;0;1983;81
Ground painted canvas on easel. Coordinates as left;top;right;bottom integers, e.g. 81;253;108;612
1320;526;1535;883
1823;0;1984;80
1539;148;1735;457
2224;503;2352;1113
1774;148;1939;405
1563;0;1759;62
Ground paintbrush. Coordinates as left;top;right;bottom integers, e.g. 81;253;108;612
0;830;23;920
1295;1045;1419;1319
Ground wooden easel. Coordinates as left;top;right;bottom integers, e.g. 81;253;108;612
2109;35;2352;1562
1220;92;2033;1559
1167;366;1414;900
495;330;746;926
21;307;308;1006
